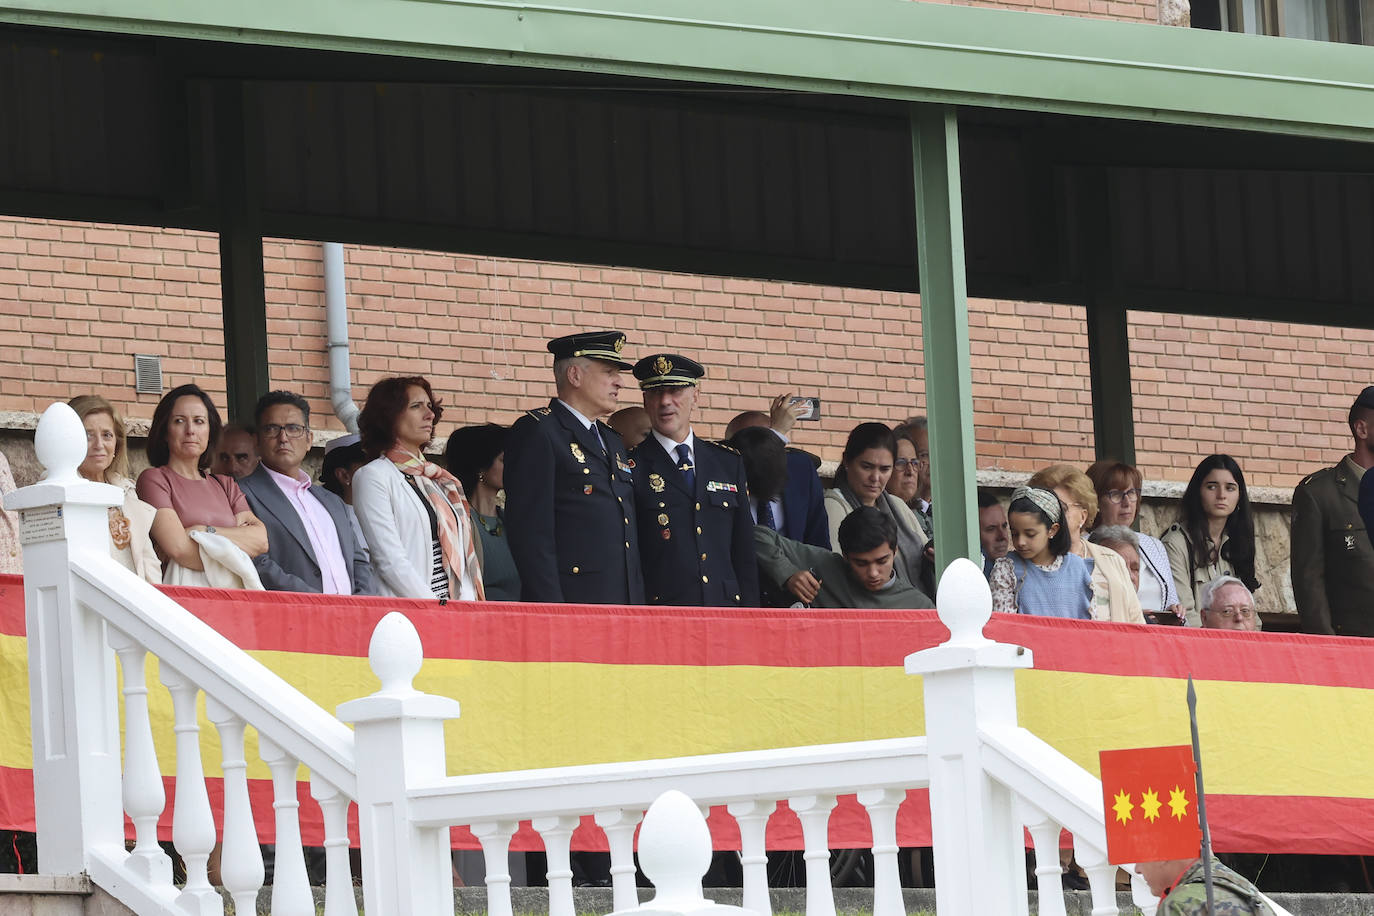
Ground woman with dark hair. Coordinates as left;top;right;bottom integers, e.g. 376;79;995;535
352;376;484;601
445;423;519;601
1162;454;1260;627
70;394;161;583
823;422;929;596
136;384;267;579
1086;460;1182;624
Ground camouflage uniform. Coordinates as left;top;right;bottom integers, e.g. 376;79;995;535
1158;859;1276;915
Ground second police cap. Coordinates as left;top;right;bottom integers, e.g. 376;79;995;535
547;331;633;370
634;353;705;390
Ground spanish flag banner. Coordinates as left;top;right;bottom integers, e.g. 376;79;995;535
2;576;1374;852
1100;745;1201;864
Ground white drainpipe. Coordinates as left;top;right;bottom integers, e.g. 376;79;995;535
324;242;359;434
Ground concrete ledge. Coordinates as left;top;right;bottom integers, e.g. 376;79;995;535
0;873;91;894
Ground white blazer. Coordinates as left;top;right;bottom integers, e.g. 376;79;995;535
352;457;468;600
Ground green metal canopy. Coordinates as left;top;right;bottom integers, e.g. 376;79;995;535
0;0;1371;576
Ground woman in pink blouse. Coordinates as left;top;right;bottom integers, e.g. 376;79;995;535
136;384;267;576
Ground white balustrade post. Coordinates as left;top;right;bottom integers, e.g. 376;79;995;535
258;737;314;916
471;821;518;916
611;789;737;916
532;814;580;916
337;612;461;916
1130;869;1159;916
159;663;223;916
596;808;644;913
205;698;265;916
726;799;775;916
108;631;172;884
788;795;837;916
1018;802;1067;916
904;557;1033;916
4;402;125;873
310;773;360;916
856;789;906;916
1073;840;1121;916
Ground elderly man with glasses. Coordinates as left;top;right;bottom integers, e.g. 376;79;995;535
237;390;374;595
1198;575;1261;632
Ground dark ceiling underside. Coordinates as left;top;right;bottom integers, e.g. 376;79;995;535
0;24;1371;325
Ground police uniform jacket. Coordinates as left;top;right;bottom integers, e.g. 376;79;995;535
630;434;758;607
504;399;644;605
1291;455;1374;636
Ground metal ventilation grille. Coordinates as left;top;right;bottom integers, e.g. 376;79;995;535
133;355;163;395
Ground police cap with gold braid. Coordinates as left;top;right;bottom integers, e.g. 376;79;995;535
633;353;705;390
547;330;633;370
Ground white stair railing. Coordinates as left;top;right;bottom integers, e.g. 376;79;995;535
8;400;1290;916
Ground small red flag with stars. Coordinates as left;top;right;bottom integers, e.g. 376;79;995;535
1099;744;1202;864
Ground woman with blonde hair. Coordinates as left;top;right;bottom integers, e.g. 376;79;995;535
1028;464;1145;624
69;395;162;583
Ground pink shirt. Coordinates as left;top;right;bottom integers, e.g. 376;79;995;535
263;465;351;596
136;466;249;529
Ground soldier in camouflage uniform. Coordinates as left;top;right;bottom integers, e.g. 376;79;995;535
1136;856;1276;915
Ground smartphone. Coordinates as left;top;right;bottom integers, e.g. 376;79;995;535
789;396;822;420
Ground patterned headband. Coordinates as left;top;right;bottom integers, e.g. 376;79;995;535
1011;486;1061;523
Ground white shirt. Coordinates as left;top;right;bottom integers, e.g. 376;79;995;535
749;496;787;532
556;399;596;430
653;429;696;467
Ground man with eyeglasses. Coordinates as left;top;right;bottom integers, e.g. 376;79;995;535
1198;575;1260;632
237;390;374;595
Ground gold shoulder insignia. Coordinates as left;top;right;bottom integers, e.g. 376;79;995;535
715;442;739;455
525;407;552;421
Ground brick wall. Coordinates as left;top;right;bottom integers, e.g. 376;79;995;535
1;217;1366;491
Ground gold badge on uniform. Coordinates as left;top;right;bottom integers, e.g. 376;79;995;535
654;355;672;376
649;473;665;493
571;443;586;463
657;513;669;526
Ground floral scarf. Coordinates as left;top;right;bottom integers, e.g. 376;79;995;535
385;448;486;601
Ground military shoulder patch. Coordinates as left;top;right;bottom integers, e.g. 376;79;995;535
524;406;553;421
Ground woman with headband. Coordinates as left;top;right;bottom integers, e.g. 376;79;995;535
989;486;1093;618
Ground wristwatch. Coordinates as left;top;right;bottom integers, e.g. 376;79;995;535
204;525;216;535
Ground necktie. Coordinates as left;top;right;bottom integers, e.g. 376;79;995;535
675;443;695;491
758;499;778;532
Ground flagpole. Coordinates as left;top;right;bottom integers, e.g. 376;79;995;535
1187;675;1215;914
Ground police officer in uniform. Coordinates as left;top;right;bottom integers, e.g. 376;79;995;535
630;353;758;607
504;331;644;605
1291;385;1374;636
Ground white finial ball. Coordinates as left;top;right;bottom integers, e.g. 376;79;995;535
935;557;993;646
638;790;712;901
34;402;88;483
368;612;423;695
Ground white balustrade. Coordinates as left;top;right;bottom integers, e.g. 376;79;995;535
108;630;172;885
533;814;580;916
311;774;360;916
206;698;265;916
596;807;645;912
725;799;775;916
19;400;1280;916
471;820;519;916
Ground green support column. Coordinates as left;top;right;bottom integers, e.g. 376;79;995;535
1086;302;1137;466
215;80;269;423
1080;168;1137;466
911;104;978;586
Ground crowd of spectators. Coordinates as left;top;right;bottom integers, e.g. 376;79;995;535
0;341;1369;641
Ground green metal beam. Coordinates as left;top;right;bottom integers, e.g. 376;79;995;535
912;104;979;588
1;0;1373;142
214;80;268;424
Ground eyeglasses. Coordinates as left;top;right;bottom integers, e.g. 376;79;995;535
893;458;918;470
1208;605;1255;620
1106;488;1141;504
261;423;309;440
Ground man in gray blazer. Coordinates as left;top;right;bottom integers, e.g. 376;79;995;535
238;391;374;595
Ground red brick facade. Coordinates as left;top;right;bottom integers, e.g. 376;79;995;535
0;217;1364;490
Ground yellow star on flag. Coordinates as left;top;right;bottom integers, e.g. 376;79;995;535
1168;785;1190;821
1111;789;1134;824
1140;787;1162;822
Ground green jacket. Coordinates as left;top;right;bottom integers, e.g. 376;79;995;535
1291;455;1374;636
751;526;934;609
1159;859;1275;916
